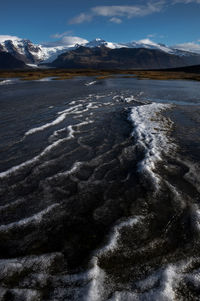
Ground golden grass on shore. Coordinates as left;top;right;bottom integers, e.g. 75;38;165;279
0;69;200;82
133;71;200;81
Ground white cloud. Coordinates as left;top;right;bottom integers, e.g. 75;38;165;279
43;36;88;47
51;31;73;39
60;36;88;46
0;35;21;42
69;13;93;24
69;1;165;24
109;17;122;24
69;0;200;25
173;0;200;3
172;41;200;53
92;3;164;18
137;38;158;46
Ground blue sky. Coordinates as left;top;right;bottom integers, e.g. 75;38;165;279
1;0;200;51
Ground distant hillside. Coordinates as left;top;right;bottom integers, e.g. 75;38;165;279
162;64;200;73
49;46;193;70
0;51;26;69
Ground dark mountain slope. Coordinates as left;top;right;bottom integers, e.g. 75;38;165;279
49;46;191;69
162;64;200;73
0;51;26;69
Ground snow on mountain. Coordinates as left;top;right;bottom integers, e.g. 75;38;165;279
126;39;175;54
0;38;76;64
37;45;72;62
0;38;46;63
85;38;199;57
41;36;89;62
0;35;21;42
78;38;199;58
128;39;200;57
1;35;199;66
84;38;127;49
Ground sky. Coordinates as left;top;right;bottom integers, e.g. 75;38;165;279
1;0;200;52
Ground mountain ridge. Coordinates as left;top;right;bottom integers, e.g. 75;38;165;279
1;36;200;69
0;50;27;69
48;45;194;70
1;37;200;64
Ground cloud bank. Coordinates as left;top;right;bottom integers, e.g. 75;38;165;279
69;0;200;25
43;36;88;47
0;35;21;42
172;0;200;3
173;41;200;53
69;1;165;24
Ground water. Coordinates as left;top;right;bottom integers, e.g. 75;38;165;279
0;77;200;301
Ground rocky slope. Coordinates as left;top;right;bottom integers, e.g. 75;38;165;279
0;39;44;64
0;51;26;69
49;45;191;69
1;37;200;66
0;38;73;64
1;36;200;69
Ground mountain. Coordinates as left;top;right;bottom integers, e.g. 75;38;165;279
84;39;200;66
84;38;126;49
1;36;200;69
49;45;187;69
0;38;74;65
0;51;26;69
0;39;44;64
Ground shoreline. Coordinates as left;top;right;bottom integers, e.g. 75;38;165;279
0;68;200;82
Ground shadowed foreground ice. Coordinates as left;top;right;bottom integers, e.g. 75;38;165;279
0;78;200;300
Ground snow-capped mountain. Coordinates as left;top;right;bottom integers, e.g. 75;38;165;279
0;38;44;64
0;38;72;64
1;36;200;67
84;38;126;49
84;38;200;57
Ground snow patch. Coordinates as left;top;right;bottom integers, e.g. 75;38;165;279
129;103;175;188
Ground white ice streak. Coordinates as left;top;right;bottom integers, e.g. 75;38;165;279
0;125;75;179
0;198;25;212
0;252;63;281
109;257;200;301
190;204;200;233
123;95;137;103
112;94;149;105
85;81;97;86
0;103;95;179
25;113;67;136
67;125;75;139
47;161;83;181
0;288;40;301
50;216;142;301
95;95;106;99
109;265;177;301
183;160;200;193
58;102;99;116
57;104;83;115
37;77;54;81
0;79;18;85
74;120;93;128
0;203;59;233
130;103;174;187
49;127;66;140
25;100;96;138
85;216;142;301
99;217;141;255
24;104;82;137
